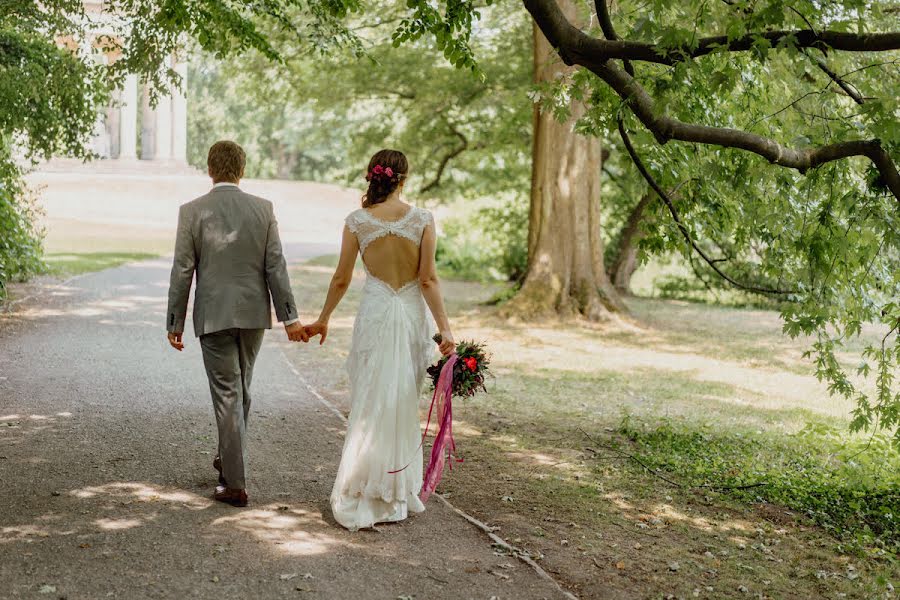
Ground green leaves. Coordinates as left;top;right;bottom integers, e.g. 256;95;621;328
620;417;900;557
0;151;45;297
393;0;482;71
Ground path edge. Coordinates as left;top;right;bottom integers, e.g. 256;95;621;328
279;348;579;600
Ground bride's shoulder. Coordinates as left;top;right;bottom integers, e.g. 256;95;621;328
344;208;367;231
413;206;435;229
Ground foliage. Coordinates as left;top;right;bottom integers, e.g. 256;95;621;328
521;0;900;441
1;0;351;165
436;194;528;282
186;1;532;201
618;417;900;560
186;60;347;181
0;0;361;293
0;159;44;297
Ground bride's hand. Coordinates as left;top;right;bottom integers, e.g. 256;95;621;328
438;331;455;356
305;320;328;345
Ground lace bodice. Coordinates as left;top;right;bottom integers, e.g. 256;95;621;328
345;206;434;254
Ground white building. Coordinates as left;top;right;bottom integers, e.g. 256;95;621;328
48;1;191;171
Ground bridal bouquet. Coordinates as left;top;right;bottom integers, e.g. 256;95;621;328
427;334;491;398
417;335;491;503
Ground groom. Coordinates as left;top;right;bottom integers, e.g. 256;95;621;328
166;140;309;507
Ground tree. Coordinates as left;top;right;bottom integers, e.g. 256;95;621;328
504;0;624;319
606;190;651;294
374;0;900;440
0;0;355;295
186;3;532;202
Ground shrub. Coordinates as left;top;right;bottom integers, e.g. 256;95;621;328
435;195;528;282
0;172;45;298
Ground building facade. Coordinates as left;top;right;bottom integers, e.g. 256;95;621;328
77;1;189;166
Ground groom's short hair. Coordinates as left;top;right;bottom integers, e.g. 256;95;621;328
207;140;246;183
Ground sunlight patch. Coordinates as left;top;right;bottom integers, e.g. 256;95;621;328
214;508;349;556
70;482;212;509
95;517;143;531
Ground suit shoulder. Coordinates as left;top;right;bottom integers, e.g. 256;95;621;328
241;192;273;211
179;193;211;214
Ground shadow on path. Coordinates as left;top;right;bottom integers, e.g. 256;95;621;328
0;259;566;599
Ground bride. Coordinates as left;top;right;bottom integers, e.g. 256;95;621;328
305;149;456;531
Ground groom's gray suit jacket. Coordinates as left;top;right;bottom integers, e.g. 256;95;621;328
166;185;298;337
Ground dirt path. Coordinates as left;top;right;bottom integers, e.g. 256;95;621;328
0;259;569;599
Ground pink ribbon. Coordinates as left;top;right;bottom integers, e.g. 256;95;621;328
387;354;462;503
420;354;462;502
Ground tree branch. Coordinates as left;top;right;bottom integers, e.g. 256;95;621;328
805;51;867;105
420;125;469;194
594;0;635;76
524;0;900;66
523;0;900;201
596;60;900;200
617;118;798;296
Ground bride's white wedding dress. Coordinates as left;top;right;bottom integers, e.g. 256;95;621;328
330;206;435;530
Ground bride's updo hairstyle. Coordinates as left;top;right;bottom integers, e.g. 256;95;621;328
363;149;408;208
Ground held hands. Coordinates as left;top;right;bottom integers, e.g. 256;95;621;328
284;321;310;343
304;321;328;345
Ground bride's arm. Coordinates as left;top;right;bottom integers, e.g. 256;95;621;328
418;221;455;356
307;225;359;344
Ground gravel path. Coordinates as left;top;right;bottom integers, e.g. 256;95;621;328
0;258;566;599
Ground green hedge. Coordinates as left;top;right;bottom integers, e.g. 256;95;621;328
0;174;45;298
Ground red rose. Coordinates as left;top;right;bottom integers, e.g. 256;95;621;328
464;357;478;372
372;164;384;175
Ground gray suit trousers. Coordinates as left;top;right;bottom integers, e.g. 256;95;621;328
200;328;265;490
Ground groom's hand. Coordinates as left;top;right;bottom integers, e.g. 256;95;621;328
167;331;184;351
285;321;309;343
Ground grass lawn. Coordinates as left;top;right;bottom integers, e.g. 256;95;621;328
44;252;159;278
288;255;899;600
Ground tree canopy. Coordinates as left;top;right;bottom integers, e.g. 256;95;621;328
381;0;900;441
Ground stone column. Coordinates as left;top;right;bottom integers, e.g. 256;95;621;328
140;83;156;160
171;61;188;162
154;92;173;161
119;74;138;159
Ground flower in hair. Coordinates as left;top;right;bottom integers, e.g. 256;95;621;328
366;164;398;183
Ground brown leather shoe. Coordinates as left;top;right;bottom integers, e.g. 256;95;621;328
214;487;248;507
213;455;226;486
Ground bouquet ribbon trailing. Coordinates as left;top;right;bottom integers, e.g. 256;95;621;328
388;353;462;503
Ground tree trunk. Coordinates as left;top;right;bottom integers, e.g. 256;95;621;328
503;2;624;320
609;191;652;294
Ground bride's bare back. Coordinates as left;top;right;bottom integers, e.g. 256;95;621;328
362;235;420;290
345;203;434;291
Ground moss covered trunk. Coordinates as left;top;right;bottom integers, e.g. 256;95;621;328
504;1;624;320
